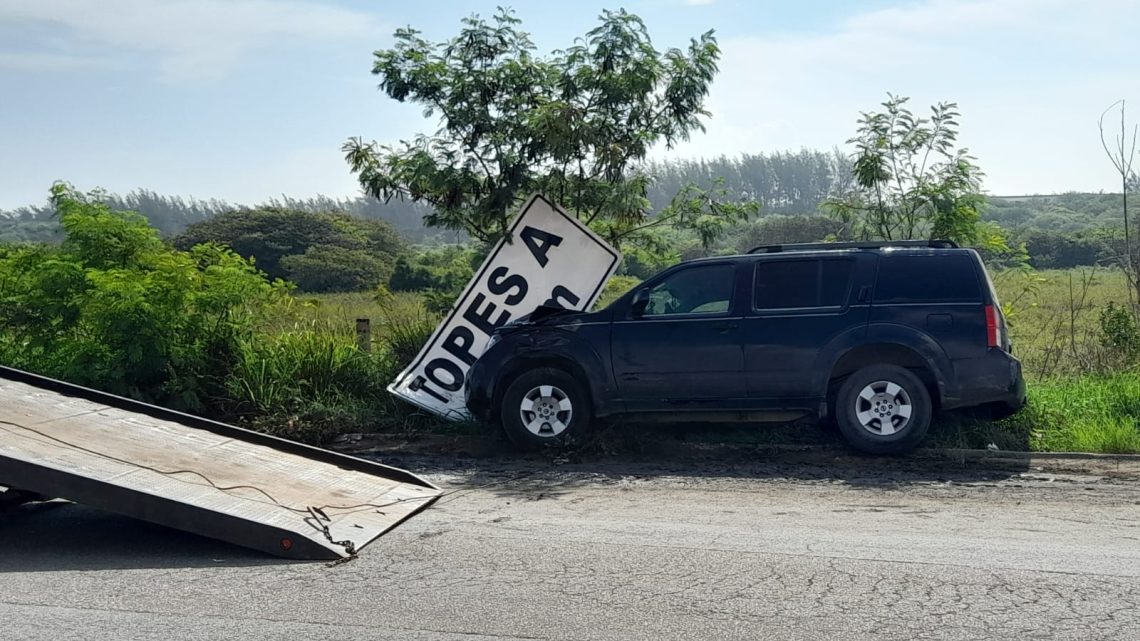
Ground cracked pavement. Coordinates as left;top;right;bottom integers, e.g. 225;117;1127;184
1;452;1138;640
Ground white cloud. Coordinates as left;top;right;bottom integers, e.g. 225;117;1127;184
0;0;382;82
686;0;717;6
664;0;1140;194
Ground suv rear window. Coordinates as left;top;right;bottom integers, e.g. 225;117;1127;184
875;253;981;303
754;259;854;310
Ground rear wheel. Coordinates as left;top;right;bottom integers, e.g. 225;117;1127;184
499;367;590;448
835;365;932;455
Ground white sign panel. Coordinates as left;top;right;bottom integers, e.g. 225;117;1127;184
388;194;622;420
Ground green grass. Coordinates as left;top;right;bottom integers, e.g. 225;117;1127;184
1020;375;1140;453
937;374;1140;454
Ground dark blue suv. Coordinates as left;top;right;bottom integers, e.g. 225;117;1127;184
465;241;1026;454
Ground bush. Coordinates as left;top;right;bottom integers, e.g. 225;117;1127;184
1098;302;1140;356
734;215;845;253
0;184;287;411
280;245;393;293
388;244;479;292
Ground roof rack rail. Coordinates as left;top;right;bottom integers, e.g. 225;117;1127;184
746;240;959;254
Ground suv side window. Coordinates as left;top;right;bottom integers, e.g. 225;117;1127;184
875;254;981;303
642;264;735;317
754;259;854;310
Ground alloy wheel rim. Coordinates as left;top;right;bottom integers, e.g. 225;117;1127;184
519;385;573;437
855;380;913;436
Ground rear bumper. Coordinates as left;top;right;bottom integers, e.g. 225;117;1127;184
944;350;1027;411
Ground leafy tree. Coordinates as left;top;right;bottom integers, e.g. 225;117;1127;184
1016;229;1111;269
825;94;984;244
173;208;405;292
0;183;286;410
344;8;755;249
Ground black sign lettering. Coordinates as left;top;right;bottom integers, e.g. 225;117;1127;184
545;285;581;309
424;358;464;392
408;375;449;403
487;266;529;306
520;225;563;268
442;325;478;366
463;292;511;336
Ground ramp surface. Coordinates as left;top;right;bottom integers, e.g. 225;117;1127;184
0;367;441;559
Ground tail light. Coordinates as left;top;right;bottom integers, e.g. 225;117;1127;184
985;304;1002;349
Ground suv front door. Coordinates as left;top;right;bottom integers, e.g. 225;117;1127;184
611;262;745;410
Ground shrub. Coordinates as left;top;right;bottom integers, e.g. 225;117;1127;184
1098;302;1140;356
0;184;287;411
280;245;393;292
388;244;479;293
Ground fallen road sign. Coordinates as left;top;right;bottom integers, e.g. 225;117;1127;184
388;194;621;420
0;365;442;560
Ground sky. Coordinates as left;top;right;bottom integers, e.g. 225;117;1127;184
0;0;1137;209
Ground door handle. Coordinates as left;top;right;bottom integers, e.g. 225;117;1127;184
711;322;738;333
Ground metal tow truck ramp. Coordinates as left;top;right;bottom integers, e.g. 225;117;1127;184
0;365;442;560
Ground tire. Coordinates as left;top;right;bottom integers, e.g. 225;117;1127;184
835;365;932;455
498;367;591;449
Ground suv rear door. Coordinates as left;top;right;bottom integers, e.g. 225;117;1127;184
610;261;746;410
870;251;987;363
743;254;873;407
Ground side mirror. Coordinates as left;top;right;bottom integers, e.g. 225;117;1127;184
631;289;650;318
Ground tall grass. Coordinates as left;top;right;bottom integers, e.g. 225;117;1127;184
228;291;444;444
937;374;1140;454
225;322;397;443
1017;375;1140;453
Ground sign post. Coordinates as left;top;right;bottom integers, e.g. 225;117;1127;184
388;195;622;420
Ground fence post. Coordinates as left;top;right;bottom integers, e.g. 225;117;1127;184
356;318;371;353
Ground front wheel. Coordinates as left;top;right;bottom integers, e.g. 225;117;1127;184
499;367;591;448
835;365;932;455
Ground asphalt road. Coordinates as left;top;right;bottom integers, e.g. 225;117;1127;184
2;451;1139;640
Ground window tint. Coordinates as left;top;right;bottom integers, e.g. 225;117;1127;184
875;254;981;303
754;259;854;310
642;264;735;317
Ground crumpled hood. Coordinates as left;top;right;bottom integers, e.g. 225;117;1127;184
509;304;586;327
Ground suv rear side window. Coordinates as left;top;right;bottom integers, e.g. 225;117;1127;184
875;253;981;303
754;259;854;310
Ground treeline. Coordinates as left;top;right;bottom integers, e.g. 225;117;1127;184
987;193;1137;232
3;163;1136;272
644;149;854;214
1;189;452;244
